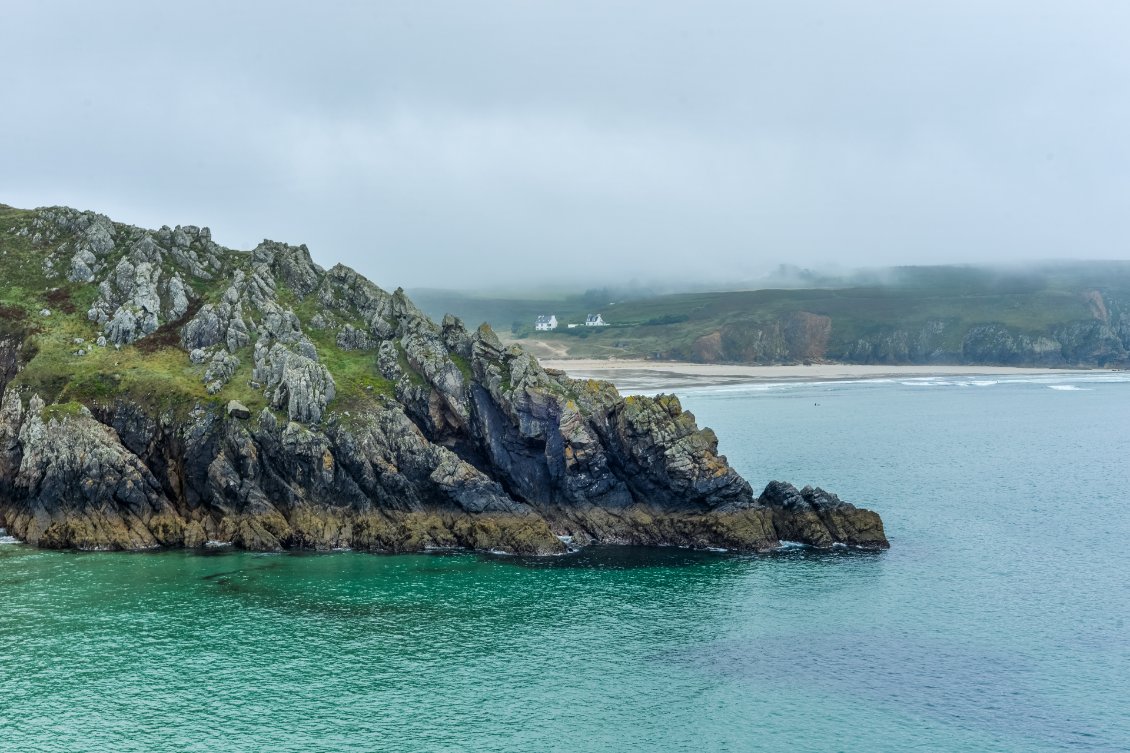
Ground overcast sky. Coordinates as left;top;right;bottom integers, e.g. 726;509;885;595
2;1;1128;289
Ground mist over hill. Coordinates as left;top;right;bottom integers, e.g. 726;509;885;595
411;262;1130;367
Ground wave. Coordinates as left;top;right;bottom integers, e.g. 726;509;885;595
628;370;1130;398
998;374;1130;386
0;528;20;545
1048;385;1090;391
676;377;905;398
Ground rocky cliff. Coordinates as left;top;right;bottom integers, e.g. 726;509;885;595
0;204;887;553
668;292;1130;368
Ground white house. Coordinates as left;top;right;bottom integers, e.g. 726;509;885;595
585;313;609;327
535;315;558;331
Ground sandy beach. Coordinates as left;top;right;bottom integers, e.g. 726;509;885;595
540;359;1109;391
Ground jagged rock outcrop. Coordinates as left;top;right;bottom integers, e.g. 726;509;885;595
253;342;336;423
759;481;888;549
0;203;888;554
74;221;225;345
1;394;186;549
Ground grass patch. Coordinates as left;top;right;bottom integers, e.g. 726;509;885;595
0;302;32;340
304;327;395;412
450;353;473;383
39;401;86;421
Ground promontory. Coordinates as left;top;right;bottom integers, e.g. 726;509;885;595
0;204;887;554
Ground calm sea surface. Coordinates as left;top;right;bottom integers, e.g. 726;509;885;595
2;372;1129;752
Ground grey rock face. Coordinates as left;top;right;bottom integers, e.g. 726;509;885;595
961;324;1065;367
336;324;375;351
441;314;473;358
22;208;116;284
157;224;225;280
181;269;253;352
89;254;165;344
252;241;322;298
317;264;398;339
258;301;303;343
68;248;99;284
165;274;190;320
181;300;250;352
204;351;241;389
1;392;185;549
255;342;336;423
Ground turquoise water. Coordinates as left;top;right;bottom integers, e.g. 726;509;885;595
2;372;1129;752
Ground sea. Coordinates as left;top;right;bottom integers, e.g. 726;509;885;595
2;371;1128;752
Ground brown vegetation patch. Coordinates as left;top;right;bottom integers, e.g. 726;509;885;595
134;299;203;353
0;302;26;324
0;303;34;340
44;287;76;314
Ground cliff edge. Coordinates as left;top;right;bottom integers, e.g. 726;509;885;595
0;204;887;553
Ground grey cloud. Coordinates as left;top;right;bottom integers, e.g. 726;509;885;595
2;1;1128;289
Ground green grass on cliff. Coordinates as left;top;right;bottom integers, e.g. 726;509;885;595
277;280;397;408
1;205;388;422
0;209;396;419
305;328;396;408
0;209;210;414
0;207;54;318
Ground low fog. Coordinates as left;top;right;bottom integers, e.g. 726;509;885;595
2;1;1128;291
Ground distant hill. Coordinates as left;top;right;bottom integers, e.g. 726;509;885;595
411;263;1130;367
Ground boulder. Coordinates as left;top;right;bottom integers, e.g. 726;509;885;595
226;400;252;420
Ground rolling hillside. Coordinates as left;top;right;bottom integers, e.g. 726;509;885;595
412;264;1130;366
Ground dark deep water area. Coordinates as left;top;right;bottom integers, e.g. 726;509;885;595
2;371;1128;752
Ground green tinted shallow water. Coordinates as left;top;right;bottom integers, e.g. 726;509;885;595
2;372;1129;752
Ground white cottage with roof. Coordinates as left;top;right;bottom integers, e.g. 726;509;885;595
585;313;608;327
535;315;558;331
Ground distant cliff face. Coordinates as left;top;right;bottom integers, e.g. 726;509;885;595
670;297;1130;368
0;205;887;553
688;312;832;364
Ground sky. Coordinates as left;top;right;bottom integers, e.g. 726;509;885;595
2;1;1129;290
